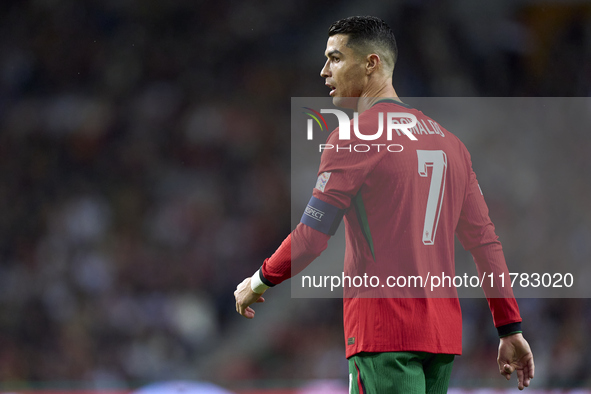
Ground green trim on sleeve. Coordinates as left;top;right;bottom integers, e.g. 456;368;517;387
497;321;522;337
352;191;376;261
499;330;523;338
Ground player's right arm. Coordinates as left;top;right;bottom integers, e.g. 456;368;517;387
455;148;534;389
498;333;535;390
455;148;522;331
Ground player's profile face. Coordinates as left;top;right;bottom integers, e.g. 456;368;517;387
320;34;366;109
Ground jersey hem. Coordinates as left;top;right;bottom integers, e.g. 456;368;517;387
345;344;462;359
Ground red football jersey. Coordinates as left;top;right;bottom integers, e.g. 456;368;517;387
262;99;521;357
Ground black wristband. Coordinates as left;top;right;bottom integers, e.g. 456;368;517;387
259;267;276;287
497;322;522;338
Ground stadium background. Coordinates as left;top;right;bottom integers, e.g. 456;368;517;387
0;0;590;392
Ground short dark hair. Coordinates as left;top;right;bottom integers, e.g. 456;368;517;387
328;16;398;70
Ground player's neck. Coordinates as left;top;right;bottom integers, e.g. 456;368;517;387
357;80;400;113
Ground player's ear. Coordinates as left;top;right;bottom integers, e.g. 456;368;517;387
366;53;380;75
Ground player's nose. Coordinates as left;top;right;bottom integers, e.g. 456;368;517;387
320;59;330;78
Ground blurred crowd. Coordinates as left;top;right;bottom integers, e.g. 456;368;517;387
0;0;590;390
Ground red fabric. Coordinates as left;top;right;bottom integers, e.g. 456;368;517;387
355;361;364;393
261;224;330;285
262;100;521;358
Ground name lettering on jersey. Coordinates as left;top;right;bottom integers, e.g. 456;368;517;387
390;117;445;138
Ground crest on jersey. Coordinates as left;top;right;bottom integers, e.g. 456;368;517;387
315;172;331;192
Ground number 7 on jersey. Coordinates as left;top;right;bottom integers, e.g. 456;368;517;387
417;150;447;245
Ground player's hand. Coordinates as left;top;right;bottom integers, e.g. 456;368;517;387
497;333;534;390
234;277;266;319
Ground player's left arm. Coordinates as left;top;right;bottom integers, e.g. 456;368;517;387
234;223;332;319
234;196;347;318
234;276;267;319
235;123;385;319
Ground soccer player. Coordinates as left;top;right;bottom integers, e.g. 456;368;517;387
234;16;534;393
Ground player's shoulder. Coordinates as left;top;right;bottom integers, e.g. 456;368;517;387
364;99;414;120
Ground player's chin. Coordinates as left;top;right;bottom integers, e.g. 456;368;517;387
332;96;358;109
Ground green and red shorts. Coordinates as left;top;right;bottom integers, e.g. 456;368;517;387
348;351;455;394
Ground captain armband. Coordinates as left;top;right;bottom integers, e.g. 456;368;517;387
300;196;345;236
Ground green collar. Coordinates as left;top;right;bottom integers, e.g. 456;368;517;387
372;98;412;109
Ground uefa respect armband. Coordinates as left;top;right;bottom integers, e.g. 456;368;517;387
300;196;345;236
